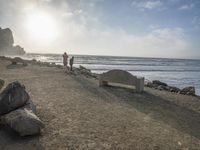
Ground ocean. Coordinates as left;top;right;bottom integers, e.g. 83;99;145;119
18;53;200;95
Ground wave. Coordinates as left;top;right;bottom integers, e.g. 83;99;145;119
90;68;200;72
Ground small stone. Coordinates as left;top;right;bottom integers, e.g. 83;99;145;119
178;141;182;146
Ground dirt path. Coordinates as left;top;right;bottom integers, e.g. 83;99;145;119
0;59;200;150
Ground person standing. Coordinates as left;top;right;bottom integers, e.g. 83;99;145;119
63;52;68;67
69;56;74;71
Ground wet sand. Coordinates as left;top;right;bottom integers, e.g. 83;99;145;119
0;58;200;150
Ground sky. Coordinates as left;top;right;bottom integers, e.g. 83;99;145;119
0;0;200;59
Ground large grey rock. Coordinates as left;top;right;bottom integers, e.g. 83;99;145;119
152;80;168;86
180;86;195;96
0;79;4;90
0;81;29;115
1;108;44;136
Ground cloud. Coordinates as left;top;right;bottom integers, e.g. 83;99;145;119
192;16;200;30
168;0;180;2
45;19;188;58
144;1;162;9
132;0;163;10
179;3;194;10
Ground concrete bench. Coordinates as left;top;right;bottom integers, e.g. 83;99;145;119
99;69;144;92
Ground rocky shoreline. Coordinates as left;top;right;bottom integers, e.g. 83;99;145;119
145;80;196;96
0;56;198;97
0;56;99;79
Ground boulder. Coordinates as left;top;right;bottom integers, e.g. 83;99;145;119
180;86;195;96
157;85;165;91
78;65;98;78
0;81;29;115
169;86;180;93
79;65;92;73
0;98;36;125
161;86;171;91
79;65;90;71
1;108;44;136
145;81;156;88
0;79;4;90
152;80;168;86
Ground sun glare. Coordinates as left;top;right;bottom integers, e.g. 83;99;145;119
26;11;58;43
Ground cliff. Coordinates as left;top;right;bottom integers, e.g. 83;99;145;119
0;27;25;55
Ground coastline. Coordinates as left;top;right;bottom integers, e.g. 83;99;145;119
7;53;200;96
1;55;199;97
0;56;200;149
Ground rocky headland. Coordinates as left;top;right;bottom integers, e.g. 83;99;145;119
0;27;25;55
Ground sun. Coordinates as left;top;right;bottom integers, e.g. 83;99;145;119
25;11;58;43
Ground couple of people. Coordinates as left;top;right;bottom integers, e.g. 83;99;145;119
63;52;74;71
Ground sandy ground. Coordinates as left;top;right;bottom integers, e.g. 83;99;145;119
0;58;200;150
